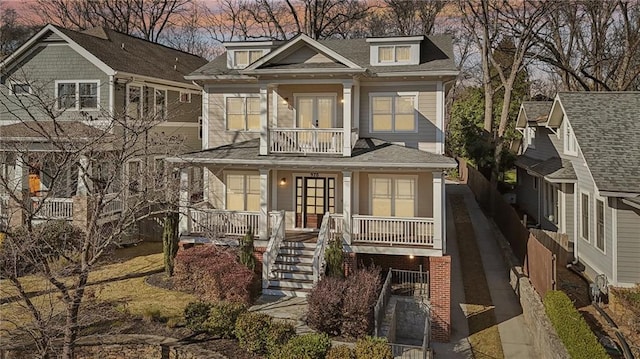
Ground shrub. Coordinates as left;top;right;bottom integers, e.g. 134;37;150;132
543;290;608;359
271;333;331;359
203;301;247;338
266;320;296;354
239;230;256;271
235;312;273;354
326;345;355;359
325;236;344;278
354;336;392;359
183;301;212;332
307;276;347;335
174;245;255;304
341;266;382;339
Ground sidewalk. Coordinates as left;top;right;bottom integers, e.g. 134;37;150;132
448;183;537;359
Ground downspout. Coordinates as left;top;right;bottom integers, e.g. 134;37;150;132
572;183;579;265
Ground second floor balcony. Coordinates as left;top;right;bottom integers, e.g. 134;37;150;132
269;127;358;155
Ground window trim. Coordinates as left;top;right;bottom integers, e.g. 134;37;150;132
126;159;143;195
595;197;606;254
368;174;418;217
179;92;191;103
580;191;590;242
152;87;168;120
54;80;100;111
153;156;167;189
126;83;144;119
526;126;536;149
9;80;32;96
230;49;264;69
292;93;338;129
224;171;260;211
543;181;559;225
563;120;578;156
369;92;419;133
223;93;261;132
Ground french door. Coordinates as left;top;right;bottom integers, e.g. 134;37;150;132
295;176;336;229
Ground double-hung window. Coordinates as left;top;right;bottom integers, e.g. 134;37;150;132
154;88;167;119
370;176;416;217
57;81;99;110
226;95;260;131
226;173;260;211
127;85;142;119
11;82;31;95
544;182;558;224
370;93;416;132
127;160;142;194
233;50;262;68
378;45;411;63
526;127;536;149
596;199;605;252
581;193;590;241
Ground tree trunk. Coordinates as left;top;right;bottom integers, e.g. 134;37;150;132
61;271;88;359
163;211;179;276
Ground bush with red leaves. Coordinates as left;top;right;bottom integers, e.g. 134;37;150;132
307;276;347;335
174;245;255;304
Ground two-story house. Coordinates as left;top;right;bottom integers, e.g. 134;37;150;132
515;93;640;287
0;24;207;231
168;34;458;340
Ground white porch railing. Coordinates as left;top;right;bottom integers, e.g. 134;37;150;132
270;128;344;154
190;209;260;238
328;213;343;241
263;210;286;287
352;215;434;246
312;212;332;283
102;193;124;216
32;197;73;220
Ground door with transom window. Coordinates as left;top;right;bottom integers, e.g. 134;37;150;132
295;176;336;229
296;95;336;151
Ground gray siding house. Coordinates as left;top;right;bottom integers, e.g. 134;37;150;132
0;24;207;227
515;93;640;287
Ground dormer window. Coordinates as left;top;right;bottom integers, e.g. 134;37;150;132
367;36;423;66
378;46;411;63
233;50;263;68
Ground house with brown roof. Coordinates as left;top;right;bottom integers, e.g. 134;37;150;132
167;34;458;341
515;93;640;287
0;24;207;230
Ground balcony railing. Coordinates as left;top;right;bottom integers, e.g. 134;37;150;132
102;193;124;216
32;197;74;220
270;128;345;154
190;209;260;238
352;215;434;246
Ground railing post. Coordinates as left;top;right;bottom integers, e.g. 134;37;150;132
178;168;191;236
432;171;444;251
342;170;352;244
342;81;352;157
259;169;270;240
259;85;269;156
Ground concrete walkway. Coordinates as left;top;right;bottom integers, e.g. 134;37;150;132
448;184;537;359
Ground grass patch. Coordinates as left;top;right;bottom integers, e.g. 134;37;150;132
451;194;504;359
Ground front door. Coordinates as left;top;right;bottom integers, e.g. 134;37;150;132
295;176;336;229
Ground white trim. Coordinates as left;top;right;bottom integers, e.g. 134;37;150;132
292;93;338;128
202;87;209;149
223;41;277;47
360;80;438;87
223;170;261;211
179;92;192;103
126;83;144;119
152;87;168;120
580;190;591;243
54;79;101;111
366;36;425;43
108;75;114;116
374;70;459;77
435;81;444;154
243;33;362;71
563;119;578;156
367;174;419;217
8;80;32;95
272;87;278;128
228;49;268;69
291;172;338;229
368;92;419;133
371;44;419;66
594;195;606;254
560;183;566;233
223;93;261;132
611;198;618;285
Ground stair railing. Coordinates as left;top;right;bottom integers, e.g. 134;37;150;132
312;212;331;284
262;210;286;289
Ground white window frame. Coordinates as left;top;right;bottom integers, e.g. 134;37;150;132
223;94;261;132
9;80;32;95
525;126;536;149
152;87;168;120
595;197;606;254
55;80;100;111
179;92;191;103
580;191;590;242
230;49;264;69
126;83;144;119
378;45;412;63
563;119;578;156
369;42;420;66
126;159;143;195
369;92;418;133
368;174;418;217
198;116;203;140
543;182;559;225
292;93;338;128
224;171;260;211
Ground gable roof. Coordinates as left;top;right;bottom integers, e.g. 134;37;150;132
551;92;640;194
515;156;577;183
1;24;208;85
515;101;552;128
187;35;457;80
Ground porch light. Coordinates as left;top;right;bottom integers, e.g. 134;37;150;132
409;255;415;259
280;177;287;186
282;97;289;105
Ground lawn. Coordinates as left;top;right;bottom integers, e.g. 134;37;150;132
0;244;197;332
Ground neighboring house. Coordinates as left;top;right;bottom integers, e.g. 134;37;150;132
0;24;207;229
168;33;458;340
515;93;640;287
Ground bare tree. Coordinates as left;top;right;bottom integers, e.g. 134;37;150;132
367;0;448;37
30;0;192;42
0;75;186;358
0;3;37;57
530;0;640;91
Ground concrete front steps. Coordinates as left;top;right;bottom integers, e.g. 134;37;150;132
263;238;317;297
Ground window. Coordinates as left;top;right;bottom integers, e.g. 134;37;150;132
127;160;142;194
11;82;31;95
370;93;416;132
526;127;536;149
198;116;203;139
154;88;167;119
296;95;336;128
226;96;260;131
544;182;558;224
127;85;142;119
226;173;260;211
180;92;191;103
56;81;99;110
564;120;577;156
596;199;605;252
581;193;590;241
233;50;262;68
378;45;411;63
533;177;538;190
370;176;416;217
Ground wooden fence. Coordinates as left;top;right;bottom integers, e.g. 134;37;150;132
458;158;557;297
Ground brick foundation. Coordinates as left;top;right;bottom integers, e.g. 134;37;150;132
428;255;451;342
356;253;429;272
343;252;357;276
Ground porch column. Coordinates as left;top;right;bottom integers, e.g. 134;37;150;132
343;170;352;244
11;153;25;196
259;169;270;240
76;155;91;195
178;167;191;236
342;81;353;157
259;85;269;156
433;171;444;251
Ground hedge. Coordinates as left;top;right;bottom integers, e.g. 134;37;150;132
543;291;608;359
